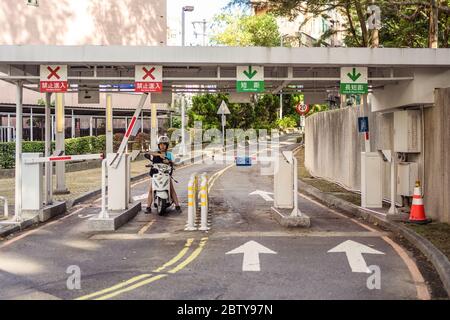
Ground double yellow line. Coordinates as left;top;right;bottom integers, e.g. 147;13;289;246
76;237;208;300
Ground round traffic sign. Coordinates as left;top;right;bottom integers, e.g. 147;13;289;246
295;103;310;115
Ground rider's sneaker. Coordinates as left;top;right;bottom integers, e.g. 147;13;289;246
175;205;181;213
145;206;152;214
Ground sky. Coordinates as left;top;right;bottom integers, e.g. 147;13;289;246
166;0;233;46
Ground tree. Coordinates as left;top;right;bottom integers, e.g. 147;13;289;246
211;13;281;46
228;0;450;48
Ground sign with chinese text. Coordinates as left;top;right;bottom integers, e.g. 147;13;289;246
236;66;264;93
340;67;368;95
135;65;163;93
40;65;68;93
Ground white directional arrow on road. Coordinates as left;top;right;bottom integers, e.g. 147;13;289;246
226;241;277;272
328;240;385;273
249;190;274;202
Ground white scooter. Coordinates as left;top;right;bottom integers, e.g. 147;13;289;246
149;161;174;216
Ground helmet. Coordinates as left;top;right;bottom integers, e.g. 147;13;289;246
157;135;170;149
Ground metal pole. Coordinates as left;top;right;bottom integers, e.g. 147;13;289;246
388;152;398;214
30;107;33;141
203;19;206;46
44;92;53;205
180;95;186;155
55;93;68;194
105;94;113;154
14;82;23;222
182;9;186;46
279;93;283;119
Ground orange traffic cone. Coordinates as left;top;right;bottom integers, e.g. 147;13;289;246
409;181;431;224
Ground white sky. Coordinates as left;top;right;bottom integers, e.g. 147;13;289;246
167;0;234;46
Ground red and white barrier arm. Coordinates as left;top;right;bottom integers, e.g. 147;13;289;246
23;153;103;164
109;93;149;168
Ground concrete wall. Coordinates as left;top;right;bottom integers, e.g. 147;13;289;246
305;106;395;202
305;89;450;223
0;0;167;46
423;88;450;223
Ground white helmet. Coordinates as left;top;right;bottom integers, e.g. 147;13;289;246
157;135;170;145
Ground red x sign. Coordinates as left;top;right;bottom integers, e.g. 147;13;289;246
142;67;156;80
47;66;61;79
40;65;68;93
135;65;163;93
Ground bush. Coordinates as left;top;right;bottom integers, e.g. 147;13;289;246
276;116;298;130
131;132;149;151
113;133;124;152
0;135;107;169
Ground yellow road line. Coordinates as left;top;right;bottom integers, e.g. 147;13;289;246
168;237;208;274
75;238;197;300
75;274;152;300
93;238;208;300
138;220;154;235
153;238;194;272
95;275;168;300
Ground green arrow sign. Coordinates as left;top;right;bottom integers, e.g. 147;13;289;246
243;66;258;79
237;66;264;93
340;67;368;94
347;68;361;82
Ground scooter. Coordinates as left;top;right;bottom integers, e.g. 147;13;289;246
144;154;174;216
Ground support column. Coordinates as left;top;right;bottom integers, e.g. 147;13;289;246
30;107;33;141
71;109;75;138
105;94;113;154
89;116;93;137
14;82;23;221
54;93;69;194
44;92;53;205
180;95;186;155
151;96;158;150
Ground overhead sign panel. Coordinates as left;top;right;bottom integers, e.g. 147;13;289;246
236;66;264;93
135;65;163;93
340;67;368;95
40;65;68;93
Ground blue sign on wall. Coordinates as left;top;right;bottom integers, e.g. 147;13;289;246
358;117;369;133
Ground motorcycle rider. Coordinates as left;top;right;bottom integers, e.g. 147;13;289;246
145;135;181;214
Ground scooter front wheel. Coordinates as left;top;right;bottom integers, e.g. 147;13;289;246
157;198;167;216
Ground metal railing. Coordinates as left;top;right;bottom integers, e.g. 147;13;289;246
0;126;15;142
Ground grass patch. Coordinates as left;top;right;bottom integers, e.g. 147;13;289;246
406;222;450;261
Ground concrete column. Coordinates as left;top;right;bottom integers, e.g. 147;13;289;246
14;82;23;221
105;94;113;154
54;93;68;194
44;92;53;205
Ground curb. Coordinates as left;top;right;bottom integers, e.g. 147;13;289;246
298;178;450;298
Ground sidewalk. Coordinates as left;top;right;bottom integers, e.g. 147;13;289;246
295;145;450;298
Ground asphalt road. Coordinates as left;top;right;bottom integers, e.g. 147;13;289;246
0;135;436;300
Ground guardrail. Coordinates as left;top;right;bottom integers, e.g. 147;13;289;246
0;196;8;219
185;172;209;231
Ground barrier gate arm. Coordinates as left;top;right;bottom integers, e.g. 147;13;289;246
23;154;103;164
109;93;149;169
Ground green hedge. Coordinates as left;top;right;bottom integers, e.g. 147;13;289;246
0;135;106;169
